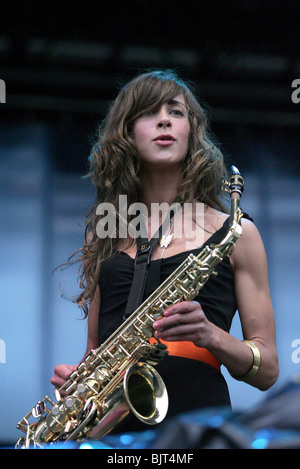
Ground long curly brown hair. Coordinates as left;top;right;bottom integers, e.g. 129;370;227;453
70;69;229;317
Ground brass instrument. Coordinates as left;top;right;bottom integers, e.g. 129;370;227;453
16;166;244;448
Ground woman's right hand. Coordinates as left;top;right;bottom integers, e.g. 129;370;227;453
50;364;78;394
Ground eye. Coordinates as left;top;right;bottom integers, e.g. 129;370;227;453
169;108;185;117
171;109;184;116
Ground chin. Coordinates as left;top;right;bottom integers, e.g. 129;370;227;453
143;155;185;168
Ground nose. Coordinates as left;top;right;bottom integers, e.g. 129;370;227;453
156;109;171;128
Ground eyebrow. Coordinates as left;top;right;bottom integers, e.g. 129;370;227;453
167;98;186;107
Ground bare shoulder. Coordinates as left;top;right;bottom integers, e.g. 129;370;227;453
230;217;267;272
239;217;264;247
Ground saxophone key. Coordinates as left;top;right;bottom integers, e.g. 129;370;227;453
95;365;110;384
54;388;62;402
29;420;56;446
101;349;116;365
144;312;156;323
114;352;124;363
132;323;144;335
181;279;192;289
140;326;153;338
32;400;46;418
116;343;132;357
177;284;190;296
64;381;78;396
108;357;118;366
137;316;148;326
77;362;87;372
187;271;197;280
77;377;100;397
45;406;68;433
126;338;141;351
51;405;60;416
63;419;78;435
76;383;86;395
63;396;84;415
69;370;79;381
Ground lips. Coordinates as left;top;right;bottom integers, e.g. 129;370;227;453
153;134;176;145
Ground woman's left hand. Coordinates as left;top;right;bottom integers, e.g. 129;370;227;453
152;301;214;348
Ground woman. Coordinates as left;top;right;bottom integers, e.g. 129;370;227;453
51;70;279;433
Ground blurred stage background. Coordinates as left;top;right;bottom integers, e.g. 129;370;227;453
0;0;299;446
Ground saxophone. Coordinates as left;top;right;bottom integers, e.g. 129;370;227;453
16;166;244;449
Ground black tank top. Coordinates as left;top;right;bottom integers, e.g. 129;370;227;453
98;217;237;344
97;217;238;432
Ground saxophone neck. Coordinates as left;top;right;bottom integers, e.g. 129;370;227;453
222;165;244;228
229;197;243;229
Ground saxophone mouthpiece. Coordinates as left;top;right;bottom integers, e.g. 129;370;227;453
231;165;240;175
229;166;244;198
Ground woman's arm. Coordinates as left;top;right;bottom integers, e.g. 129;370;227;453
225;218;279;389
153;219;279;391
50;286;100;391
83;285;100;357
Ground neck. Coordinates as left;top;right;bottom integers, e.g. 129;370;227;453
140;165;182;214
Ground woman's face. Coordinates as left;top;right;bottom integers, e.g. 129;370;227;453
132;94;190;169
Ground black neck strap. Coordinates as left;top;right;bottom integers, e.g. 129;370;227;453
123;202;182;318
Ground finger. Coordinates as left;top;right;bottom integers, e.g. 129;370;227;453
156;321;201;339
153;307;204;331
54;364;76;380
164;300;203;317
50;365;77;390
154;318;197;339
50;375;66;389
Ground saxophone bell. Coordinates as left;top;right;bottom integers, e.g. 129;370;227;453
88;361;168;440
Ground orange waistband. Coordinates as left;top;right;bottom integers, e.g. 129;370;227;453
149;338;221;371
